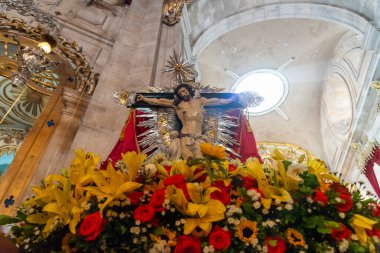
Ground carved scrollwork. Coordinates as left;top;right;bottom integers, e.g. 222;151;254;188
0;14;99;95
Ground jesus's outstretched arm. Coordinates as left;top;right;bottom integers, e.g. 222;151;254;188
136;94;175;108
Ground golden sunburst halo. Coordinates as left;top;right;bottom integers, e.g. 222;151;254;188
163;50;198;83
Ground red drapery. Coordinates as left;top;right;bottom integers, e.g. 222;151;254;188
364;146;380;197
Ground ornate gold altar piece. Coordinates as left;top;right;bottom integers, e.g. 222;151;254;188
162;0;191;26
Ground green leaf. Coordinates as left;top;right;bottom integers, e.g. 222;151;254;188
0;215;19;225
153;227;163;235
300;172;320;188
323;220;340;229
298;154;305;164
303;216;324;228
317;227;332;234
268;239;278;247
120;225;126;235
282;160;292;170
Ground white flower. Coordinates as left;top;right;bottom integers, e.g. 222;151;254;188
335;197;342;203
338;239;349;252
339;212;345;219
285;203;293;210
144;164;157;177
253;201;261;209
251;238;258;246
286;164;308;183
262;246;268;253
306;197;313;203
262;209;269;215
356;203;363;209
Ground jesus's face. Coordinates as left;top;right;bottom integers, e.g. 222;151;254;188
177;87;191;101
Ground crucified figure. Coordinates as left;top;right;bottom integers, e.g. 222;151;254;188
136;83;237;161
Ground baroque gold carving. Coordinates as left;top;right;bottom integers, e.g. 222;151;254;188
162;0;190;26
0;14;99;95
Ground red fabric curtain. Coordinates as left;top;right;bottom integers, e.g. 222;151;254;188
364;147;380;197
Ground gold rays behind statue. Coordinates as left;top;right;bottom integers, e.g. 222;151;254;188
163;50;198;84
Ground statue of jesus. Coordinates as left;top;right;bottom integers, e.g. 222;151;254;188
136;83;237;160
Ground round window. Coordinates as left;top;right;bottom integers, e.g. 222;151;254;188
231;69;289;116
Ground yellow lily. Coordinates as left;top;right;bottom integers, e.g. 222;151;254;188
200;143;227;159
349;214;377;245
69;149;100;186
245;158;293;208
23;174;68;206
121;151;147;181
157;160;207;182
166;183;226;235
86;163;142;215
271;149;285;161
27;177;91;234
307;152;339;183
184;183;225;235
170;160;194;180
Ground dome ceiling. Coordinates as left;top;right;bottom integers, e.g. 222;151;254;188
196;18;351;160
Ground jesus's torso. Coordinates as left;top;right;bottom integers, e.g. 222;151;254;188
176;98;204;135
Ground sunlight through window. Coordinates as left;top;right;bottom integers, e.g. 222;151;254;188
231;69;289;116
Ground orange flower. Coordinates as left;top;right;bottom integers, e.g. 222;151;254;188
236;220;258;243
200;143;227;159
286;228;305;247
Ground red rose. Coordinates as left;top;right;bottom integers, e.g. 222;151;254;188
213;180;232;192
372;204;380;217
330;183;350;195
164;165;172;174
242;176;256;189
127;191;144;205
313;190;329;205
208;225;231;250
164;175;190;200
150;189;166;211
211;189;230;205
336;194;352;212
78;212;106;241
164;174;186;187
331;223;352;241
367;227;380;240
264;237;286;253
174;235;201;253
133;204;155;223
228;164;237;172
194;167;207;182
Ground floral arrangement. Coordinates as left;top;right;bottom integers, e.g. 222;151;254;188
1;143;380;253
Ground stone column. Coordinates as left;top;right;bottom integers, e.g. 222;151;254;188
64;0;165;167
